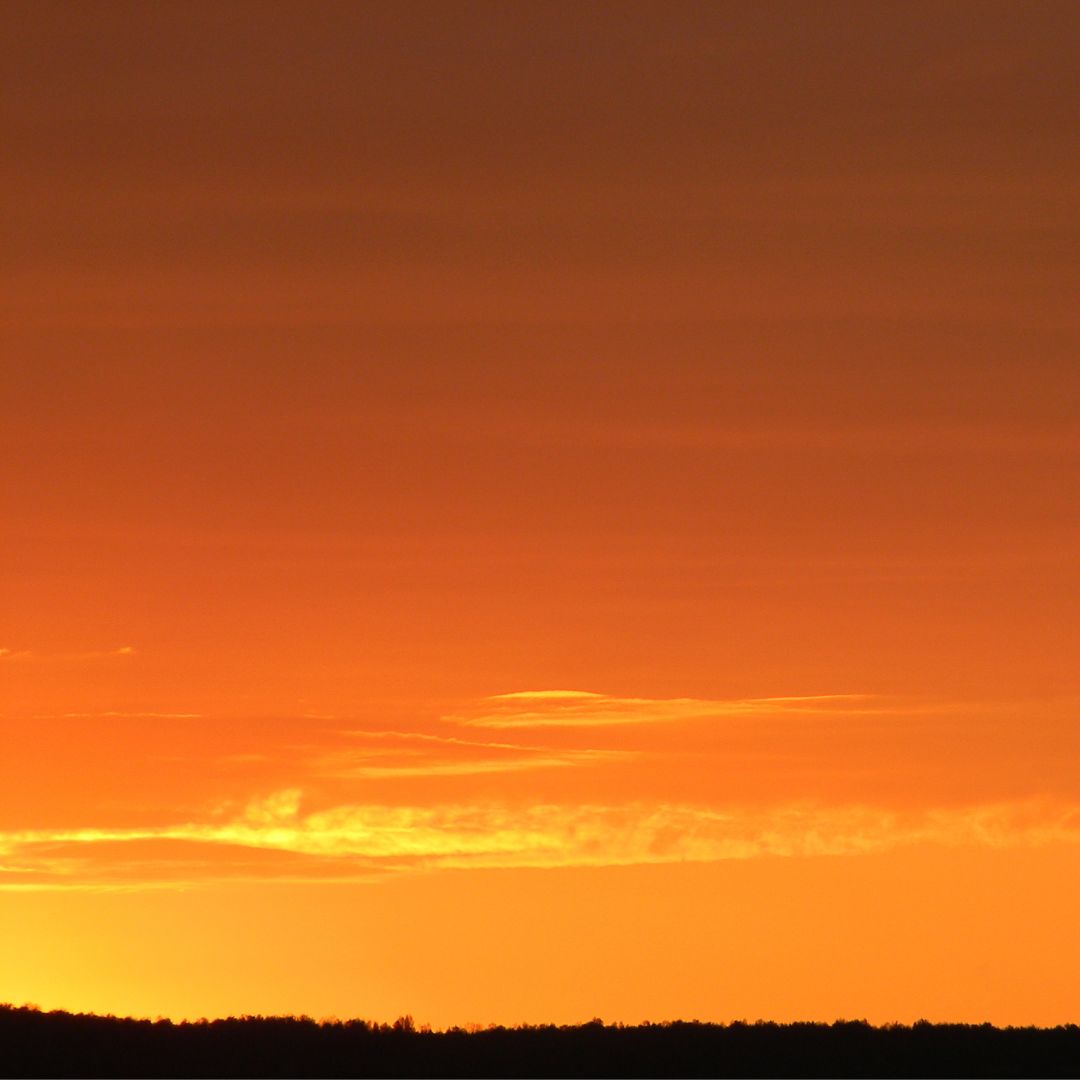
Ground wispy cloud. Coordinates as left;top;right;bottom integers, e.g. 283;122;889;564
450;690;880;729
4;792;1079;890
53;711;203;720
314;729;633;779
0;646;136;663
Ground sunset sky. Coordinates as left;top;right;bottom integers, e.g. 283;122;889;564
3;0;1080;1028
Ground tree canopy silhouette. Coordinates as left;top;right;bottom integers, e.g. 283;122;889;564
3;1005;1080;1078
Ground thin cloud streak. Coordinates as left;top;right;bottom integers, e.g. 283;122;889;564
317;728;634;779
452;690;884;729
0;646;136;664
55;711;204;720
317;751;631;780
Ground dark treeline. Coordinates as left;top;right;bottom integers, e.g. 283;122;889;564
4;1004;1080;1078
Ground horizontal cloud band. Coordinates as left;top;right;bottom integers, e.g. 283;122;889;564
4;795;1080;890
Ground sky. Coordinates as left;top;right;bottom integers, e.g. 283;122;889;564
2;0;1080;1027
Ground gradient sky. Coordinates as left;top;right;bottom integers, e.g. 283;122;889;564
3;0;1080;1027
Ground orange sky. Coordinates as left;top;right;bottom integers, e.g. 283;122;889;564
3;0;1080;1027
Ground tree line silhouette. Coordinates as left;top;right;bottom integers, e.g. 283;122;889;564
3;1004;1079;1077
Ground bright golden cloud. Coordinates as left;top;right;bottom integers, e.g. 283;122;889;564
4;793;1080;890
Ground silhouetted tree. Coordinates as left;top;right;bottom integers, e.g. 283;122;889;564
2;1004;1079;1078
